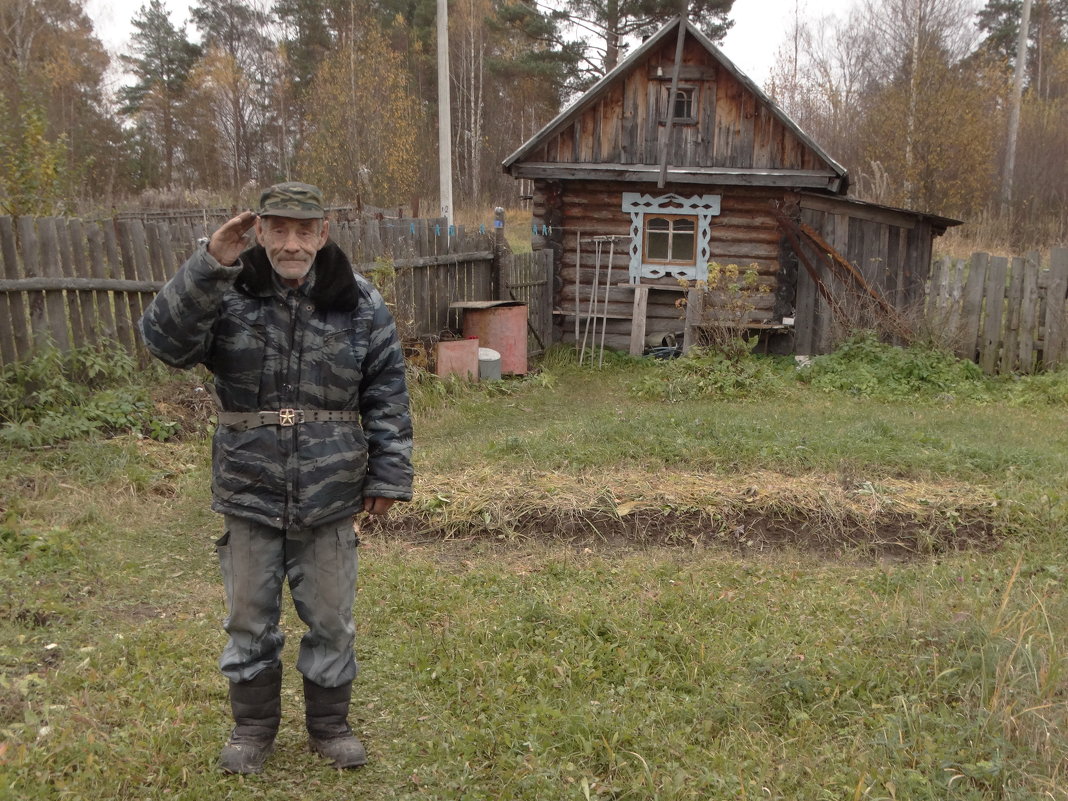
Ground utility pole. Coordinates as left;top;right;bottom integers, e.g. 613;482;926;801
1002;0;1033;217
437;0;454;223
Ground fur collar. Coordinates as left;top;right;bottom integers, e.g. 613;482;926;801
234;241;361;312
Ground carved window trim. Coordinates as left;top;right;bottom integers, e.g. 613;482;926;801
622;192;721;282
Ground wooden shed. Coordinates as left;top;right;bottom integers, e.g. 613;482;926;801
502;17;962;356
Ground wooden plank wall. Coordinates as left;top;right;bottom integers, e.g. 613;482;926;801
795;206;933;355
535;36;829;173
536;180;788;352
927;249;1068;374
0;215;499;366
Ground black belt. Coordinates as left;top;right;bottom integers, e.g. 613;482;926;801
216;408;360;432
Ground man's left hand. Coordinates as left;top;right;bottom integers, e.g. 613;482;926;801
363;497;395;515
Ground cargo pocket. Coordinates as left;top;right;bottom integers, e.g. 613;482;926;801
216;528;233;618
335;520;359;605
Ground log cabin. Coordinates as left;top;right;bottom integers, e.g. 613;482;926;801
502;16;962;356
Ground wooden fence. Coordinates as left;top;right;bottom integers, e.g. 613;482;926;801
926;248;1068;374
0;212;552;368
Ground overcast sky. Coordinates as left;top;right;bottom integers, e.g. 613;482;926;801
84;0;850;87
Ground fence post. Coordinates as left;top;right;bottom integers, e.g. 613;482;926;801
493;206;511;301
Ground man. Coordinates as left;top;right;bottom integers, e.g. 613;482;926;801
139;182;413;774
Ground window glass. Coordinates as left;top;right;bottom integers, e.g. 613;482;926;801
673;232;695;261
643;214;697;265
647;231;670;260
673;89;693;119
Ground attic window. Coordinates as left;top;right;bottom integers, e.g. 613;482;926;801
644;215;696;265
663;86;697;124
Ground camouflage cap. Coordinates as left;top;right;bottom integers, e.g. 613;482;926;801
257;181;325;219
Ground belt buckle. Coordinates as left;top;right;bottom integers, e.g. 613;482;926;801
278;408;303;426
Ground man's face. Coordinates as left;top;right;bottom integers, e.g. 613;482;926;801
255;215;330;286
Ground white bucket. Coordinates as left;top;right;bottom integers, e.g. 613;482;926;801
478;347;502;380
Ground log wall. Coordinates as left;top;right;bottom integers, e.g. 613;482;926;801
534;180;791;352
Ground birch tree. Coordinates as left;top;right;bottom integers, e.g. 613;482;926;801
189;0;279;194
300;22;426;206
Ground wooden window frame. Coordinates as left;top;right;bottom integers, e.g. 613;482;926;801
661;85;698;125
642;214;698;267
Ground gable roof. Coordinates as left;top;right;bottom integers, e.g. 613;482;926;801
502;16;849;193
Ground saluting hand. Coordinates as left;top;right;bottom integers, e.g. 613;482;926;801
208;211;258;266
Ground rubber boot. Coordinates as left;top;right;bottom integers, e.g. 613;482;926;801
219;665;282;775
303;677;367;768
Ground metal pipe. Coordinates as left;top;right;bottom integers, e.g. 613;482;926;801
598;239;615;367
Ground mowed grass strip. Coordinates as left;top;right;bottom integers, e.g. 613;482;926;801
2;356;1068;800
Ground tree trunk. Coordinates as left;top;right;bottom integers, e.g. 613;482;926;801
1001;0;1033;215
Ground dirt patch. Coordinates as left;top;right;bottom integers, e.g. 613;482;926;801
150;378;215;438
369;467;1003;560
1;605;58;628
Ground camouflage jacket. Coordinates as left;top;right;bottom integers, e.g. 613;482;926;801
139;241;413;529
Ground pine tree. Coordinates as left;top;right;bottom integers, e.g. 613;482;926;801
561;0;735;74
119;0;201;187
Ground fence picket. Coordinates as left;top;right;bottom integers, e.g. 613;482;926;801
104;221;135;352
37;218;70;350
1046;249;1068;369
86;223;117;341
1001;257;1025;373
1018;253;1040;373
67;219;98;348
0;217;30;363
114;220;145;353
979;256;1008;375
55;216;88;349
958;252;988;361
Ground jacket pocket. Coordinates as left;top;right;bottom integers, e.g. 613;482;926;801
210;303;268;407
212;428;286;513
313;327;362;408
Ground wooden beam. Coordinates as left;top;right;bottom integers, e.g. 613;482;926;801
657;17;688;189
799;195;917;229
510;163;842;189
629;285;650;355
647;64;716;81
0;277;165;292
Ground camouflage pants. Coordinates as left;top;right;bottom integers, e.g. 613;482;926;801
215;515;359;688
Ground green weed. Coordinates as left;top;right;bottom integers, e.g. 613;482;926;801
797;331;991;401
0;344;180;446
631;346;787;401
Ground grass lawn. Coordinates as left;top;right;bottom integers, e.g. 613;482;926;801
2;348;1067;800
